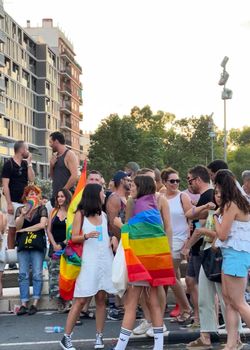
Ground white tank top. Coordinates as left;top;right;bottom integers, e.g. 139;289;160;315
168;192;189;241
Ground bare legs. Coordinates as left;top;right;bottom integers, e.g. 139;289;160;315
171;259;191;314
122;286;163;330
185;276;199;323
65;291;107;335
221;272;250;350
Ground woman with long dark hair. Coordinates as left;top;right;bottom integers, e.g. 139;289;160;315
47;189;72;312
112;175;175;350
214;170;250;350
60;184;117;350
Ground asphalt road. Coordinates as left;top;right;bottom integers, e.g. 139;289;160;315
1;312;250;350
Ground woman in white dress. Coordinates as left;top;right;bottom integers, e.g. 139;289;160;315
60;184;118;350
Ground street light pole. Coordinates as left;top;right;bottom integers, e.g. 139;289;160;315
223;98;227;162
218;56;232;163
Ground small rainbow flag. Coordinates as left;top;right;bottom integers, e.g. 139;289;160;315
121;207;176;287
59;160;87;300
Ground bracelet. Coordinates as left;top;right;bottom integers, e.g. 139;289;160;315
84;234;88;240
213;213;219;219
28;164;32;167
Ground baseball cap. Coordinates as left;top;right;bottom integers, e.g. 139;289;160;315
113;170;129;183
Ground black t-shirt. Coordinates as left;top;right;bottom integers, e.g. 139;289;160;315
191;188;214;256
1;159;28;203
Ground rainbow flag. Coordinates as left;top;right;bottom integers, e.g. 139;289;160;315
59;161;87;300
121;207;176;287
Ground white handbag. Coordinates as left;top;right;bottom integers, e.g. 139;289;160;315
0;233;7;263
112;240;128;298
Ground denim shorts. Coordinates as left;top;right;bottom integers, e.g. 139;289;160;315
221;247;250;278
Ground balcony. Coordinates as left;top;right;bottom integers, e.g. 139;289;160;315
0;101;5;116
80;145;83;151
0;4;4;19
0;30;6;44
60;67;71;78
0;53;5;68
0;76;5;93
61;85;72;96
61;119;72;130
79;112;83;121
60;102;71;115
65;139;72;147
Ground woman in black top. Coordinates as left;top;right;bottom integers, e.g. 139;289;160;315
47;189;71;312
15;185;48;316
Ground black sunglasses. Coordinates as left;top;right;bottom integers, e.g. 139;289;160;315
18;167;23;176
187;177;197;185
168;179;180;184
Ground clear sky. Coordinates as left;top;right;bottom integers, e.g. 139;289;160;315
4;0;250;132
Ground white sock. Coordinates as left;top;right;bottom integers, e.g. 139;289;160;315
153;327;164;350
114;327;132;350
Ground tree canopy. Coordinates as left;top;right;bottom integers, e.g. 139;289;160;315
88;106;249;186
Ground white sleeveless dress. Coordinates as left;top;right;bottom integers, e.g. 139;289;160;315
74;212;117;297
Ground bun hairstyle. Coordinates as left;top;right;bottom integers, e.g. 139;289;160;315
214;169;250;214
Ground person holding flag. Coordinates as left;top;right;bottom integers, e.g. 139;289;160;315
60;181;118;350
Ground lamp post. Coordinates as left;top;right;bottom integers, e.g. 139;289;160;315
208;113;215;162
218;56;233;162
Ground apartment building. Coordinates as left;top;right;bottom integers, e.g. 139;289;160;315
25;19;83;163
0;1;60;178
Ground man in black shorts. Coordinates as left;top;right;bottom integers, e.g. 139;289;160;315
185;165;214;327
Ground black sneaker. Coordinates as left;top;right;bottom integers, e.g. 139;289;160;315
60;335;76;350
8;263;18;270
107;308;121;321
17;305;28;316
28;305;37;316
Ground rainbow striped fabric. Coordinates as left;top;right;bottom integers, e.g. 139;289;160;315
59;161;87;300
121;206;175;287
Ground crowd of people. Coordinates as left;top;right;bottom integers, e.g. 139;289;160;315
0;132;250;350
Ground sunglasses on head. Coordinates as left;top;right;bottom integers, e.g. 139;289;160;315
168;179;180;184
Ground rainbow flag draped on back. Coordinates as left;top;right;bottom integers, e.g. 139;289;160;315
59;161;87;300
121;195;176;287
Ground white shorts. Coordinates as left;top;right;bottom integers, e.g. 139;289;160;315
172;239;185;260
7;202;23;228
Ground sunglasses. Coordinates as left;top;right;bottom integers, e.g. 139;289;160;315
18;167;23;176
168;179;180;184
187;177;197;185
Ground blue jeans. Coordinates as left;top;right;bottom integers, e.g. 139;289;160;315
17;250;44;303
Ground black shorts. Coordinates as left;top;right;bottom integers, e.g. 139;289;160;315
186;253;202;283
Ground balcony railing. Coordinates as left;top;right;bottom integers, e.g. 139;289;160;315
60;103;71;115
79;113;83;121
60;67;71;77
65;139;72;146
0;53;5;68
0;77;5;93
0;101;5;116
0;30;6;44
61;120;72;129
0;5;4;19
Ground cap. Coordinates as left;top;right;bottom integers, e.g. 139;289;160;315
113;170;128;184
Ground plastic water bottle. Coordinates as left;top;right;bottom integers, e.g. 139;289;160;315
44;326;64;333
96;225;103;242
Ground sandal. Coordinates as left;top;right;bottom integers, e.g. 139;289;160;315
170;310;192;324
186;337;212;349
176;310;193;324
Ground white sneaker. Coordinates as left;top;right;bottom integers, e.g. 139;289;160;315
146;324;167;338
133;319;152;335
